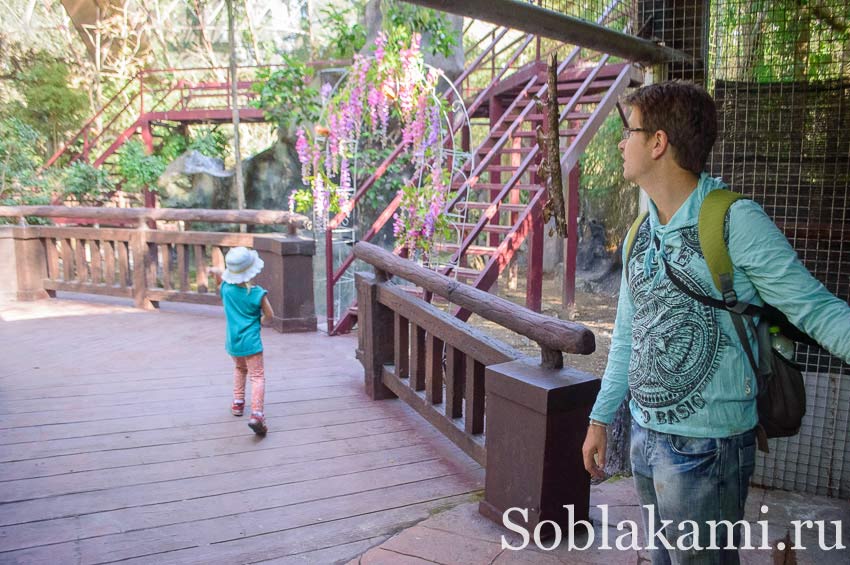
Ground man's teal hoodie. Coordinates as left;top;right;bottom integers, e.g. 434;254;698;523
589;173;850;437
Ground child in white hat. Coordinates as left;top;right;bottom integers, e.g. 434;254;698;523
208;246;274;435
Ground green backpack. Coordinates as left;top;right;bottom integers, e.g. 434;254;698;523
624;190;816;452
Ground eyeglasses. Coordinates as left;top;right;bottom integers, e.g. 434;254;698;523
622;127;650;140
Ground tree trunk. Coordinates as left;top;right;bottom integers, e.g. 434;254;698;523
226;0;246;233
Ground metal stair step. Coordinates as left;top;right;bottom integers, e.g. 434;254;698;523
449;222;512;234
435;243;498;255
557;94;604;104
483;165;532;173
453;266;482;279
453;202;527;212
507;111;591;121
480;146;538;154
451;182;540;191
508;128;580;138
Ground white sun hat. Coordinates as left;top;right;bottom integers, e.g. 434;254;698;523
222;247;264;284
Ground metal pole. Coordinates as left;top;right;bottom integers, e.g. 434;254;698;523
401;0;690;64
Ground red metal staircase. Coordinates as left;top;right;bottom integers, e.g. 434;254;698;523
44;65;346;170
439;58;642;320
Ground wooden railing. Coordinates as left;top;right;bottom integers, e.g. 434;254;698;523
1;206;317;332
353;241;600;531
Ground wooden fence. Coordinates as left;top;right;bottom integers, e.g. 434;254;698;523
1;206;317;332
353;241;600;532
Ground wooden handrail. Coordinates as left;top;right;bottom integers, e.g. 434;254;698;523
353;241;595;356
0;206;311;230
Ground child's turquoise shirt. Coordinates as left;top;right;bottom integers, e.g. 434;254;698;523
221;282;268;357
589;173;850;437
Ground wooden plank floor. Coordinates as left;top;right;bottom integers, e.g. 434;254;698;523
0;296;484;564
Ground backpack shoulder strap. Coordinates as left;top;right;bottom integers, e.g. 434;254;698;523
697;189;765;379
624;211;649;283
698;189;747;303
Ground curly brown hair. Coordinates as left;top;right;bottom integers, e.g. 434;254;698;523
622;81;717;175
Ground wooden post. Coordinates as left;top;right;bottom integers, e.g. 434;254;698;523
479;358;599;532
253;234;317;333
1;226;50;301
355;271;397;400
130;227;155;309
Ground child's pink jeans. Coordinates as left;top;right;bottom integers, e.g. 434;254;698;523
232;352;265;414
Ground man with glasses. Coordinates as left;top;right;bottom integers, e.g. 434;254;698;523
581;81;850;564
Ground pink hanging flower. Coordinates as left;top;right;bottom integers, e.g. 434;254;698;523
295;128;311;183
320;82;333;103
367;87;380;129
339;158;351;195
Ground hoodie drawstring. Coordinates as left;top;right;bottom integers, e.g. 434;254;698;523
643;231;669;289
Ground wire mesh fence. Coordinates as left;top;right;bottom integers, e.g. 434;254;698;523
705;0;850;498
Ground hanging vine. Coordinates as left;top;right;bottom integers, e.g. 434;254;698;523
292;32;455;257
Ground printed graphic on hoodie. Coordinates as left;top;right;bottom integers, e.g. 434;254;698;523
628;223;731;426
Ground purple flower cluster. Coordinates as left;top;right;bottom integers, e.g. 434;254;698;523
295;32;452;253
320;82;333;103
295;128;311;183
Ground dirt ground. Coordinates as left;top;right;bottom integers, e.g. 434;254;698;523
467;269;620;378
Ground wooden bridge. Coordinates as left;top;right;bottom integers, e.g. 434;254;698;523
3;210;849;564
0;295;484;564
0;207;600;563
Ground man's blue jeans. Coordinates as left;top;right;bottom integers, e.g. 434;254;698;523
630;418;757;564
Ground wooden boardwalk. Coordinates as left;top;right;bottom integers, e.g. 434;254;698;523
0;296;483;564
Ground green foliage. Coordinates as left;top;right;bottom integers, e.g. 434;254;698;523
155;129;189;162
188;128;228;159
115;140;166;194
153;126;227;165
356;129;415;214
62;162;114;204
383;0;457;58
251;53;321;132
0;117;61;223
710;0;850;83
0;117;43;193
579;114;637;246
0;117;58;221
14;56;88;144
290;188;315;215
321;6;367;59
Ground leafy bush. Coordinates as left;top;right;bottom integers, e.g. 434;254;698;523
62;162;114;204
251;54;321;133
14;57;88;147
115;140;166;193
578;114;638;247
0;117;44;196
189;128;228;159
321;6;367;59
156;129;189;162
384;0;456;58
